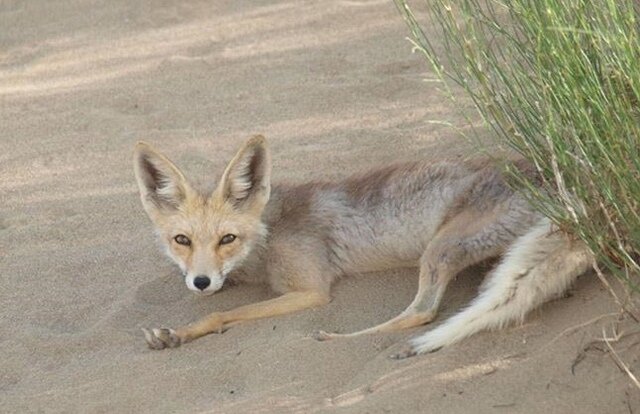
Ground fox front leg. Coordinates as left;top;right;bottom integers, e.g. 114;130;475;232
142;291;328;350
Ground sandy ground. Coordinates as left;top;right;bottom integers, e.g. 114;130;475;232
2;1;639;412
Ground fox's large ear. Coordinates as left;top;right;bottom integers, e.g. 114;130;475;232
133;142;190;214
215;135;271;211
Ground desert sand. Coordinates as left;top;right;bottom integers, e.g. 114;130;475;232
1;1;638;413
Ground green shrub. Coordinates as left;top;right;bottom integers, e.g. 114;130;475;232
395;0;640;293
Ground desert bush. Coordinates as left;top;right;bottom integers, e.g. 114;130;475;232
395;0;640;295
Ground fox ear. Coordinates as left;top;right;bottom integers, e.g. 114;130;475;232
133;142;190;214
216;135;271;211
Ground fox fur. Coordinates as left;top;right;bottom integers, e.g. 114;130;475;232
133;135;592;357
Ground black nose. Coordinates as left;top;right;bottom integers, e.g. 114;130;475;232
193;276;211;290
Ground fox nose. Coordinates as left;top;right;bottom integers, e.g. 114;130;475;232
193;276;211;291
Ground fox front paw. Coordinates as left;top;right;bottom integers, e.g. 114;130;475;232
142;327;183;350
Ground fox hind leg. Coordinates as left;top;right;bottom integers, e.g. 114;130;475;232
396;218;592;358
314;205;528;340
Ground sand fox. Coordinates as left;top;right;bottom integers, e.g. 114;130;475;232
134;136;592;357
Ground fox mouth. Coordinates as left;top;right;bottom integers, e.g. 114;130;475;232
190;285;220;296
193;289;217;297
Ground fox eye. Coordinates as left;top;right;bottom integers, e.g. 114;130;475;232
174;234;191;246
219;234;236;245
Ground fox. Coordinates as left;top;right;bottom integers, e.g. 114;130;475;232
134;135;593;358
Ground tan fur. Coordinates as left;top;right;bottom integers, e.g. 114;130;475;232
134;136;592;357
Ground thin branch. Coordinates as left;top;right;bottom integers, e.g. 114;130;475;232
602;327;640;391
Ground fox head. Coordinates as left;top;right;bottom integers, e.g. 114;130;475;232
133;136;271;295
